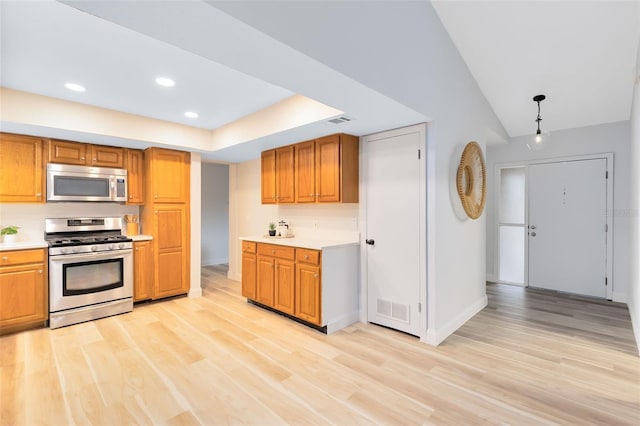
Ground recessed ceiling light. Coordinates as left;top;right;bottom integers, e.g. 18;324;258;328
65;83;86;92
184;111;199;119
155;77;175;87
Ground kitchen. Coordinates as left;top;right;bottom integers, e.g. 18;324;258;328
1;1;639;424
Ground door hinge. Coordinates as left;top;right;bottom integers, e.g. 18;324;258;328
418;302;422;313
605;277;608;286
418;149;421;160
605;223;608;232
606;170;609;179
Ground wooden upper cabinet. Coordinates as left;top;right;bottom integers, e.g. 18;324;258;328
49;139;124;168
145;148;190;204
125;149;144;205
295;141;315;203
276;146;295;203
0;133;45;203
90;145;124;168
261;133;358;204
261;150;276;204
49;139;88;165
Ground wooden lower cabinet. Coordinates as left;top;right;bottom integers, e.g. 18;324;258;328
295;263;321;325
0;248;47;334
133;240;153;302
245;242;320;324
241;253;257;299
274;259;295;315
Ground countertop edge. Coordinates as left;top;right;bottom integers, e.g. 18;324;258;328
130;235;153;242
240;236;359;250
0;241;49;251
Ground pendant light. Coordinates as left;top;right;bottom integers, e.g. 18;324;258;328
527;94;550;151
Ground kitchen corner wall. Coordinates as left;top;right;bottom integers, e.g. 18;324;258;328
0;203;140;241
227;158;359;281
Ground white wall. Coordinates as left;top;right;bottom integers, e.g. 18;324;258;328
201;163;230;266
216;1;508;344
227;158;359;281
629;41;640;355
486;121;632;302
0;203;139;241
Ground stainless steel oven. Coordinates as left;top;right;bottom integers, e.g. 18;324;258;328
46;217;133;329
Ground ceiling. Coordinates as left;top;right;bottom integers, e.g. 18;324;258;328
1;1;638;162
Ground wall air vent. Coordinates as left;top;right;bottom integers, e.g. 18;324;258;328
328;116;352;124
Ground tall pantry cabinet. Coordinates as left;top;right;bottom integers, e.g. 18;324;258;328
140;148;190;300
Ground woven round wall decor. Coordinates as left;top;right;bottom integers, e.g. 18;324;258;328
456;141;486;219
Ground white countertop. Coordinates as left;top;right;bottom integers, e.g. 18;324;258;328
130;234;153;241
0;240;48;252
240;235;359;250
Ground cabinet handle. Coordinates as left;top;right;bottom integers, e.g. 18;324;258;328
314;273;318;278
93;158;97;161
38;270;43;274
304;255;308;259
154;195;158;199
2;256;8;261
36;192;41;197
271;250;275;254
80;157;85;160
129;195;133;199
308;194;313;197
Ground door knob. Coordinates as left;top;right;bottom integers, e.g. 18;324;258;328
530;225;537;230
530;232;537;237
365;239;375;246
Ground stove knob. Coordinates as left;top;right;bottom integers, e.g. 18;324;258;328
118;243;125;249
72;247;81;253
60;247;68;254
91;245;98;252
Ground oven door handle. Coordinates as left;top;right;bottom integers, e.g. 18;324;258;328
49;249;132;263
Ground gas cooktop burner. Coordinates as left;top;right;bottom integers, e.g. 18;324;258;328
48;235;131;247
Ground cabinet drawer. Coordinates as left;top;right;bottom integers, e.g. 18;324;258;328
257;243;295;260
0;249;45;266
242;241;257;254
296;248;320;265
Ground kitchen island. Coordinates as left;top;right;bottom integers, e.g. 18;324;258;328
240;235;359;333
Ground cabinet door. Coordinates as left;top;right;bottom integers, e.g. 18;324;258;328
275;259;295;315
0;264;46;330
0;133;44;203
315;134;341;203
49;139;89;165
295;264;321;325
148;148;189;203
154;205;189;299
133;241;153;302
91;145;124;168
256;255;275;306
276;146;295;203
261;150;276;204
241;253;257;299
125;149;144;204
295;141;315;203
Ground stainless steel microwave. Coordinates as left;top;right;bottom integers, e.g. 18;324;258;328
47;163;127;202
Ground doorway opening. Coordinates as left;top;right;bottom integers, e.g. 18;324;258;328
201;163;230;267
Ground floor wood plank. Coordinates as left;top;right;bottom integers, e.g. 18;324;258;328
1;268;638;424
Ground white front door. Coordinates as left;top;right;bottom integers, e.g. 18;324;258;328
528;159;608;298
364;126;424;336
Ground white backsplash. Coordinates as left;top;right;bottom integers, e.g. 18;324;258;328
274;204;360;240
0;203;140;242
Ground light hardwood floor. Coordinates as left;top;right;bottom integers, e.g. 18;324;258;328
1;266;639;425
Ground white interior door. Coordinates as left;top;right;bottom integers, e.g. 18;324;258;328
365;128;422;336
528;159;608;298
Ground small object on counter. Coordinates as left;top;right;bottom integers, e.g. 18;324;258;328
268;222;276;236
1;225;20;244
124;215;139;236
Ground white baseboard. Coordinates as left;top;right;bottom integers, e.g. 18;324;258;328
423;294;488;346
188;287;202;298
227;270;241;282
486;274;497;283
630;302;640;356
202;257;229;267
326;311;360;334
612;292;628;304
